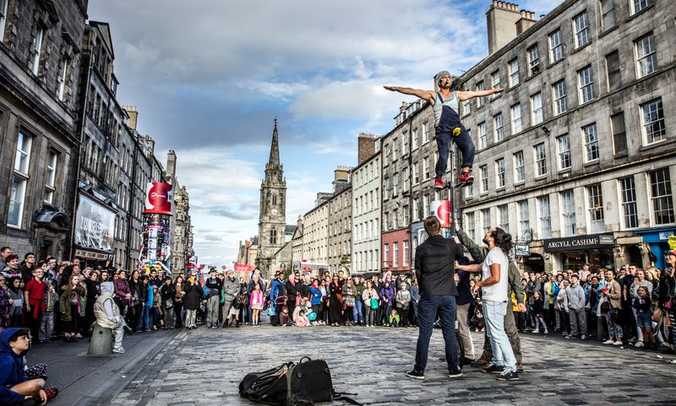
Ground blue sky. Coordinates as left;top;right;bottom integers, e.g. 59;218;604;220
88;0;562;266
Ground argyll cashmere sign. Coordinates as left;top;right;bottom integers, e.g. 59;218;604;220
544;234;614;252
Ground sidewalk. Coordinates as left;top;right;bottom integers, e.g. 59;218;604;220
28;329;178;406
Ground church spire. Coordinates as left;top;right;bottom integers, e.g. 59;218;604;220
267;118;280;167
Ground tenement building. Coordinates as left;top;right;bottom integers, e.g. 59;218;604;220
327;167;352;274
0;0;87;258
351;134;382;275
300;194;329;275
458;0;676;272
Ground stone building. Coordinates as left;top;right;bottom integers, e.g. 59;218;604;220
257;120;289;277
328;168;352;274
170;183;193;275
351;134;382;275
458;0;676;272
301;195;330;274
237;237;258;269
0;0;87;259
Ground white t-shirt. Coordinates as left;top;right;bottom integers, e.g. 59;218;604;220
481;247;509;302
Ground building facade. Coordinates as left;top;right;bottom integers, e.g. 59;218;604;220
458;0;676;272
257;120;288;277
351;135;382;275
0;0;87;259
328;170;351;274
301;197;330;274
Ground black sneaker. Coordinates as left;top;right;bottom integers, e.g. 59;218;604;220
496;371;520;381
448;369;463;379
460;357;475;366
406;370;425;380
482;364;505;374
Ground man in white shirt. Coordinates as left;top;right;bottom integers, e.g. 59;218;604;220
456;227;518;381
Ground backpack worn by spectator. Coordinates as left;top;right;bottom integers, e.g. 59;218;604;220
239;356;362;405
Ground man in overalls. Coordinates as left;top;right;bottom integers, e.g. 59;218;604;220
385;71;502;188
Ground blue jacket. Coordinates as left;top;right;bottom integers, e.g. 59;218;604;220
0;328;27;404
309;287;322;305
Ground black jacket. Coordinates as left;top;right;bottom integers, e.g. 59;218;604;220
414;234;461;297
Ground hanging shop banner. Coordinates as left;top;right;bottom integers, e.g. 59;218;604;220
544;233;614;252
142;214;171;264
431;200;452;228
144;182;173;215
74;194;115;253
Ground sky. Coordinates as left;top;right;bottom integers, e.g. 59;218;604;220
87;0;562;266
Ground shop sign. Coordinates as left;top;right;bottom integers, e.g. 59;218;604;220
544;233;614;253
515;244;530;257
431;200;452;228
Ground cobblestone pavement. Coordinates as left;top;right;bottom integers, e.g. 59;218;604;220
108;326;676;406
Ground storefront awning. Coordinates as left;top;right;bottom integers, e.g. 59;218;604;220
33;205;70;232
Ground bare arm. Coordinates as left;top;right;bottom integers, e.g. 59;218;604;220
478;263;501;288
384;86;435;103
457;87;503;101
456;263;482;273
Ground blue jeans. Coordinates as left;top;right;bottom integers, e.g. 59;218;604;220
483;300;517;373
353;299;364;324
142;303;151;330
414;295;460;373
435;126;475;178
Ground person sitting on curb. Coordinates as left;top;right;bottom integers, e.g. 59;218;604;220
0;328;58;405
94;282;126;354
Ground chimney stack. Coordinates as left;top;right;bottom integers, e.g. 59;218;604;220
516;9;537;34
486;1;521;54
357;133;378;165
333;166;351;194
166;150;177;183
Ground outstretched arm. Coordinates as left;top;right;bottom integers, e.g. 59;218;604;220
384;86;434;103
457;87;503;101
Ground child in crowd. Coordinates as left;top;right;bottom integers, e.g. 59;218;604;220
249;283;264;326
531;291;548;335
40;283;59;343
633;286;653;348
280;306;290;326
389;308;400;327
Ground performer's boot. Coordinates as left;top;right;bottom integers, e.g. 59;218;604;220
458;169;474;185
434;177;445;189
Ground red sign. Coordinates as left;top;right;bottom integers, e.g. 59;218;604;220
234;263;255;273
432;200;452;228
144;182;173;215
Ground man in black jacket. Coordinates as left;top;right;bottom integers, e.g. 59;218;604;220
407;216;463;380
205;269;223;328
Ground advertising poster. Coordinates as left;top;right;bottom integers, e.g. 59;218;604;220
74;194;115;252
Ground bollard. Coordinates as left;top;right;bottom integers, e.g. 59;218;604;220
88;324;113;356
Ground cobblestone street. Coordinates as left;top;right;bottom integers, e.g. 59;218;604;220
106;326;676;406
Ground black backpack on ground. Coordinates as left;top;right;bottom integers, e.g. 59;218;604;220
239;357;362;406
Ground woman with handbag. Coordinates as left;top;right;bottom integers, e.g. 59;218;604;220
342;278;356;326
328;275;343;326
362;280;379;327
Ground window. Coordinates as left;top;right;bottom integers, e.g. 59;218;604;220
508;58;520;87
498;205;509;233
495;158;505;189
619;176;639;228
573;12;590;48
480;165;488;193
403;241;409;266
57;58;70;102
548;29;564;63
630;0;652;15
533;143;547;177
412;161;418;184
465;212;476;242
557;135;571;170
423;156;431;179
384;244;389;265
493;113;504;142
412;128;418;150
599;0;616;31
31;27;45;76
582;123;599;162
491;70;501;100
510;104;522;134
587;184;605;233
393;243;399;267
478;122;487;149
0;0;8;42
604;50;621;92
635;33;657;78
537;196;552;239
513;151;525;183
464;181;474;201
482;209;491;234
518;200;530;241
44;151;58;204
650;168;674;225
640;98;665;145
530;93;543;125
578;65;594;103
527;45;541;76
476;81;485;108
611;112;627;155
393;172;399;196
9;131;32;227
552;79;568;115
560;190;576;237
422;122;430;143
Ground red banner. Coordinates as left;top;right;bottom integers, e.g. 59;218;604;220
234;263;255;273
144;182;173;215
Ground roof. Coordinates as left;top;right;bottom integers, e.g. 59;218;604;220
88;21;115;59
284;225;296;235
